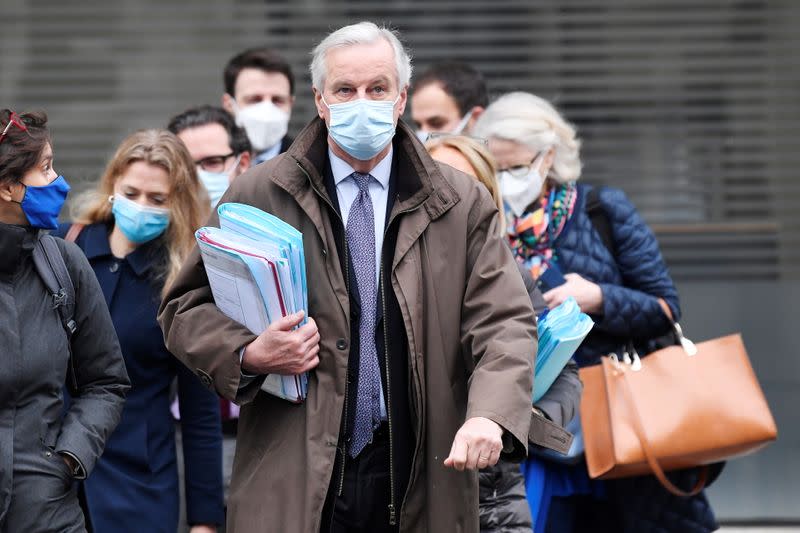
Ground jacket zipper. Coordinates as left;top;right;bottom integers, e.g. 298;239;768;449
295;163;351;497
379;259;396;526
381;200;426;527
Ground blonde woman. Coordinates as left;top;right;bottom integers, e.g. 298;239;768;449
473;93;715;533
426;134;582;533
56;130;223;533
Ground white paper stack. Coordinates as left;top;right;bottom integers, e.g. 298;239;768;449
196;203;308;403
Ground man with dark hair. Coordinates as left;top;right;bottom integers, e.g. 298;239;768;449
168;105;252;208
410;61;489;139
221;48;295;165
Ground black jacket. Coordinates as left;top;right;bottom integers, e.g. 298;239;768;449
0;223;129;532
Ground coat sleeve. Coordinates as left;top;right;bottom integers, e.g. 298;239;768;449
157;197;262;405
176;362;225;526
55;241;130;479
461;186;537;462
593;188;681;340
534;360;581;428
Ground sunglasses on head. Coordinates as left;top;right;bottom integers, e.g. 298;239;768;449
0;111;29;145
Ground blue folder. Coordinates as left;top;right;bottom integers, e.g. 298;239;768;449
533;297;593;402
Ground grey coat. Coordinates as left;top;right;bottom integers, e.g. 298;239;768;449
0;223;129;533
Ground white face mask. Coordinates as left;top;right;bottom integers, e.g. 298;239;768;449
233;100;290;152
499;150;549;217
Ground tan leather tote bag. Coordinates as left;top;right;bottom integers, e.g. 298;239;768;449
581;325;777;496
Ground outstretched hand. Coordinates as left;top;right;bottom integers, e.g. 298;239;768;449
444;416;503;471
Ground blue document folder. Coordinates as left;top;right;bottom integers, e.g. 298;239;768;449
533;297;593;402
195;203;309;403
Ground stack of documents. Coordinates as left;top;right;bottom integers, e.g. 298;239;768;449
533;297;594;402
196;202;308;403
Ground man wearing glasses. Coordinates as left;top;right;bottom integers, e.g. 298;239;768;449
168;105;252;208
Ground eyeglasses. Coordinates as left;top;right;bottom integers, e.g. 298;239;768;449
194;152;236;172
497;151;547;178
0;111;28;145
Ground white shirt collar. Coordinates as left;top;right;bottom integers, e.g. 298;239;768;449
328;147;393;190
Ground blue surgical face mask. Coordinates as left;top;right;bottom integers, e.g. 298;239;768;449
323;95;400;161
111;195;170;244
198;154;241;208
15;175;71;230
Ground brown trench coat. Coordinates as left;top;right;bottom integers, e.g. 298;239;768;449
158;118;536;532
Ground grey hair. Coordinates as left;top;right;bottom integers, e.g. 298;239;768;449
310;21;412;91
473;92;582;184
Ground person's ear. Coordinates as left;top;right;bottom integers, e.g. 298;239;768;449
222;93;236;115
313;87;327;121
0;180;21;203
396;85;409;117
541;147;557;177
236;152;251;176
466;106;485;133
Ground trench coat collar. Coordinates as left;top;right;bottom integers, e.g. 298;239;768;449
273;117;461;225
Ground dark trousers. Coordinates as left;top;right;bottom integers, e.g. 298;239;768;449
321;424;397;533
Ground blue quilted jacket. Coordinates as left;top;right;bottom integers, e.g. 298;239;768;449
546;184;718;532
553;183;680;366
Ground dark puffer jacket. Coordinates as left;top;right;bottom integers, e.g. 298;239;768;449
556;184;680;366
550;184;718;533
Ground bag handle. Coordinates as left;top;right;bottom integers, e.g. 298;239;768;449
615;362;708;497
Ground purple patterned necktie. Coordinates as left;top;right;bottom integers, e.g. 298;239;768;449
346;172;383;458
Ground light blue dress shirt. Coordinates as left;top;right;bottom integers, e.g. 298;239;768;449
328;147;392;419
252;141;283;166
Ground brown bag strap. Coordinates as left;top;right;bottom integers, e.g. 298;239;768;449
64;223;85;243
617;365;708;497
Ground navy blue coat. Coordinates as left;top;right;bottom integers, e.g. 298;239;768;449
554;184;680;366
545;185;717;532
56;223;224;532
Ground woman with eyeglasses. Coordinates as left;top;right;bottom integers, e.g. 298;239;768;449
0;109;129;532
473;93;716;533
54;130;224;533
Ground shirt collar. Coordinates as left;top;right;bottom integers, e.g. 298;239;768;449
328;146;393;190
255;141;283;165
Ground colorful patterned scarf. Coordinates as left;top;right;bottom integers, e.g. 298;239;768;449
507;183;578;279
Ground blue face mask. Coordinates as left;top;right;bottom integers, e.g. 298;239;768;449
198;154;240;209
323;95;399;161
111;195;170;244
16;175;71;230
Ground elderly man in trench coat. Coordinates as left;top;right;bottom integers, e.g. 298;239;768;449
158;21;536;533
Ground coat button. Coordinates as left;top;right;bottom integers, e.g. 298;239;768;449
336;339;347;350
109;262;119;273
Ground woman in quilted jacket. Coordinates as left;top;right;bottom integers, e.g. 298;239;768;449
473;92;718;533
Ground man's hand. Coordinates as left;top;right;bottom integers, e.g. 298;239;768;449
241;311;321;375
543;272;603;314
443;416;503;471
